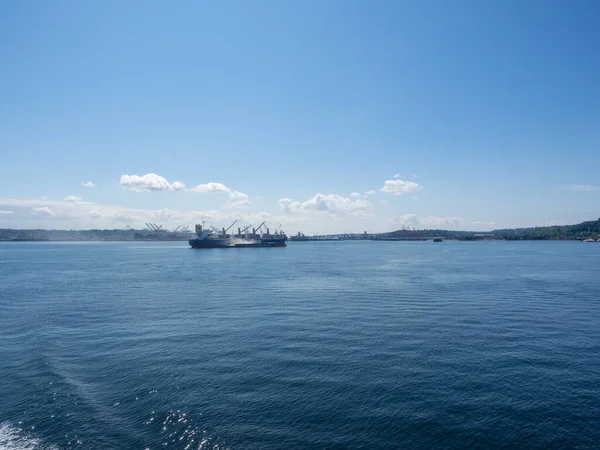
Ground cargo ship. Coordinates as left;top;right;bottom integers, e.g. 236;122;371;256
189;221;287;249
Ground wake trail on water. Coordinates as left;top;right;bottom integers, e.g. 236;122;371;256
229;238;255;245
0;422;58;450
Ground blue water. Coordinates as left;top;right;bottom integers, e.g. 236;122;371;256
1;241;599;449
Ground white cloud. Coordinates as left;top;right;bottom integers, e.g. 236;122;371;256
114;212;137;222
393;173;401;178
118;175;251;207
31;207;55;216
422;216;459;226
228;191;248;201
89;210;103;218
0;210;14;215
364;190;376;196
470;221;496;226
392;214;459;228
228;191;250;208
120;173;186;192
380;180;422;196
188;182;231;193
81;181;96;188
278;198;300;213
563;184;599;192
350;192;361;198
189;182;251;208
65;195;82;202
279;194;373;216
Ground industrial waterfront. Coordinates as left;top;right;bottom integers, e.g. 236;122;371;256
3;217;599;243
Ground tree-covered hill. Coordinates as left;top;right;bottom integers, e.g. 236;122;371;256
492;218;600;240
385;218;600;240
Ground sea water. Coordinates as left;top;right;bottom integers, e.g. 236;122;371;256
1;241;599;449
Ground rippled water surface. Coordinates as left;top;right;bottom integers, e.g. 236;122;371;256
1;241;599;449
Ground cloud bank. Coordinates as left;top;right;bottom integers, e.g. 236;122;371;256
392;214;459;228
0;197;306;231
120;173;185;192
30;207;56;217
279;194;372;216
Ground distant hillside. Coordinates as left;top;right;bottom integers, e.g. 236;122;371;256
384;228;477;239
492;218;600;240
385;218;600;240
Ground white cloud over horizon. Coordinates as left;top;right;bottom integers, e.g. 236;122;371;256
279;194;373;216
30;206;56;217
0;170;579;234
470;220;496;226
391;213;460;229
0;197;311;233
188;182;231;194
118;175;251;209
120;173;186;192
380;179;422;196
189;182;251;208
227;191;250;208
0;195;586;234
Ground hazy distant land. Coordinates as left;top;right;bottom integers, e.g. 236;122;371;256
1;219;599;242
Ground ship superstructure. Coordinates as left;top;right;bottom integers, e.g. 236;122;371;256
188;220;237;248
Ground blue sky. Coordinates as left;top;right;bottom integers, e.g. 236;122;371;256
1;0;599;233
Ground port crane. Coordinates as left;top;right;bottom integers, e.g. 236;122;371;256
252;221;266;235
144;222;165;232
209;220;238;237
237;224;253;235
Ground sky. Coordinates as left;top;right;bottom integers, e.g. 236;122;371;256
1;0;599;234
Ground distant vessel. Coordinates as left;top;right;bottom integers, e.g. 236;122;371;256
290;232;310;242
433;238;443;242
257;227;288;247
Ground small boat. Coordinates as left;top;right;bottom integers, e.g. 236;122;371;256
433;238;443;242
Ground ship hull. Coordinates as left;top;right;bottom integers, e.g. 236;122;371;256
234;241;284;248
259;238;287;247
189;238;232;248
